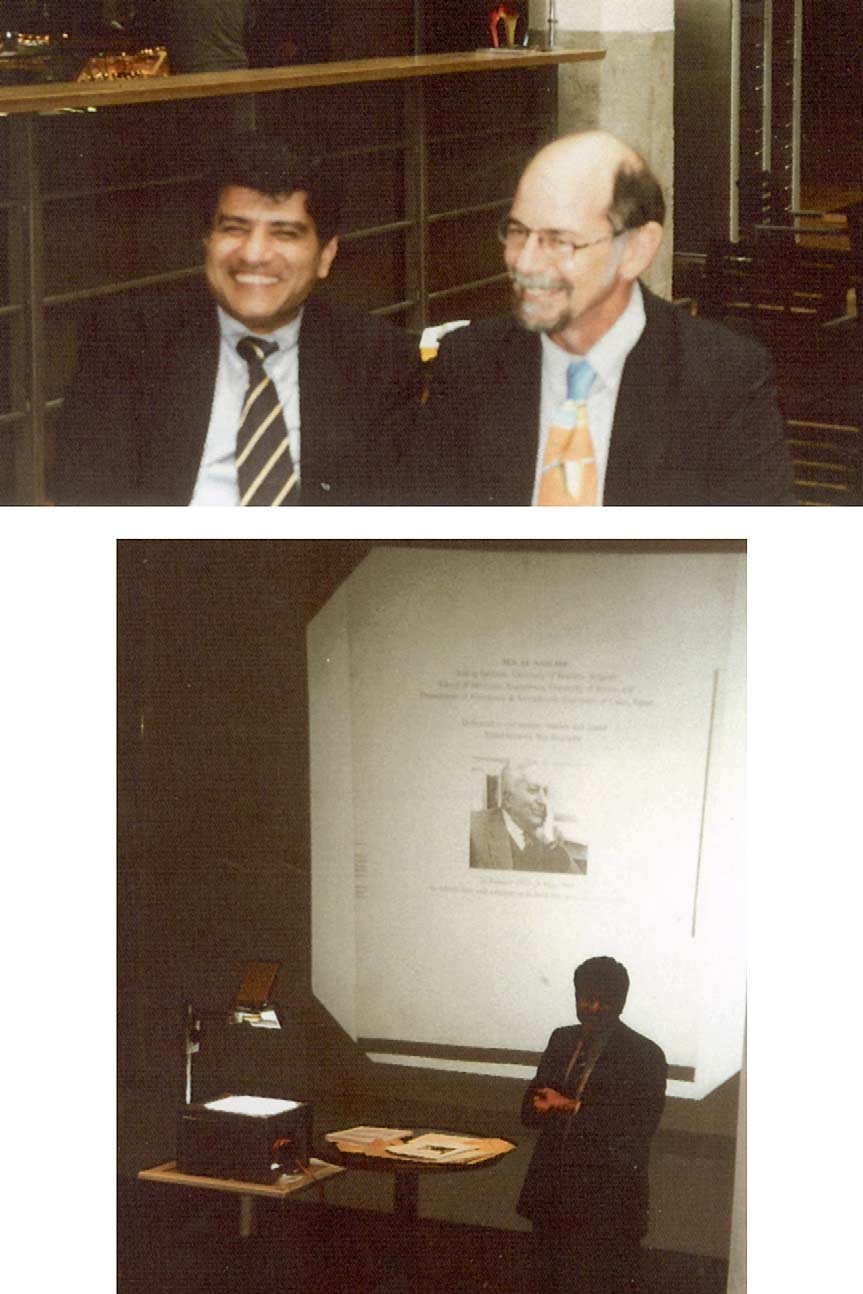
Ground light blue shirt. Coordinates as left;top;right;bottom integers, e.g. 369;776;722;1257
189;306;303;507
534;283;647;506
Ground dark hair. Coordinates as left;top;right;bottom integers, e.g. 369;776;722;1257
202;134;342;243
573;956;630;1007
607;158;666;232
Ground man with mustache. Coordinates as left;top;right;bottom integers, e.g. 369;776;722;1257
518;956;666;1292
418;130;794;506
53;135;421;505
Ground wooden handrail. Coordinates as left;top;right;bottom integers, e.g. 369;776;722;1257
0;48;604;116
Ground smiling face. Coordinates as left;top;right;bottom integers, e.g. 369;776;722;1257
504;133;663;354
575;979;624;1035
502;764;549;833
505;155;626;353
204;186;338;333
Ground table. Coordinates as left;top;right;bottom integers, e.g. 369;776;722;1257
325;1134;514;1223
137;1158;344;1238
323;1133;515;1290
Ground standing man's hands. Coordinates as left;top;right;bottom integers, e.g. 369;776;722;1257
532;1087;580;1114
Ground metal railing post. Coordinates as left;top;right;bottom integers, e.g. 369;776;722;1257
9;114;46;504
404;77;429;333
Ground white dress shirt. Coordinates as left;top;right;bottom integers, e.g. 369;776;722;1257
532;283;647;506
502;808;528;851
189;306;303;507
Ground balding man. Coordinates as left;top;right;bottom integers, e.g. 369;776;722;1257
417;131;794;506
470;762;586;873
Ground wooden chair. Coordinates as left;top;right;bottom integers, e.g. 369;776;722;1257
786;418;862;505
751;199;862;303
699;240;850;330
699;244;862;505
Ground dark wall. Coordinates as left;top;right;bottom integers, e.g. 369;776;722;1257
118;540;370;1086
801;0;863;182
422;2;492;53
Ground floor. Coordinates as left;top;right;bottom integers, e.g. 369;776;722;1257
119;1176;730;1294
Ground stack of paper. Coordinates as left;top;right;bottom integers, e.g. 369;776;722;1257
385;1133;483;1163
324;1126;413;1147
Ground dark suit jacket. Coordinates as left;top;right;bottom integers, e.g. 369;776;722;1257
469;809;583;873
518;1020;666;1237
52;285;422;506
416;286;795;505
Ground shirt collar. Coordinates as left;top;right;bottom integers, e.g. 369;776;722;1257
217;304;304;353
501;808;527;850
539;281;646;391
588;281;645;388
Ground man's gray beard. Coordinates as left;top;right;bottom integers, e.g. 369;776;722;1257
510;286;570;335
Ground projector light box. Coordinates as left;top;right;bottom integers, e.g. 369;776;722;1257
177;1095;312;1183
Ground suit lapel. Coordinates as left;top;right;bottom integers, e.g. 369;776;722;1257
174;312;220;500
143;287;220;504
296;298;350;502
604;288;678;506
482;320;541;503
296;298;327;497
489;810;514;868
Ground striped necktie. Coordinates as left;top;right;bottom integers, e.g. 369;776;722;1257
235;335;299;507
538;359;597;506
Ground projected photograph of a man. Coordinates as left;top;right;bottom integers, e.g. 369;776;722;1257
469;759;587;874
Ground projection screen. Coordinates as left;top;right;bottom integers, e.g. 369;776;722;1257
309;548;745;1100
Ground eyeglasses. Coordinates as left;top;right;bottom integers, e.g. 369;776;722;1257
497;217;624;262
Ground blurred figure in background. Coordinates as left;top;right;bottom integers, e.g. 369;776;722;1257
161;0;248;74
159;2;334;74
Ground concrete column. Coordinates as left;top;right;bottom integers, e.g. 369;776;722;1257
530;1;675;295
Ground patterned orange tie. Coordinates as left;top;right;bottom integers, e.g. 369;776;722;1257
538;360;597;507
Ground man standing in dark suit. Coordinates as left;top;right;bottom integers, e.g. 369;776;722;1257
518;956;666;1293
418;130;794;505
53;135;421;505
